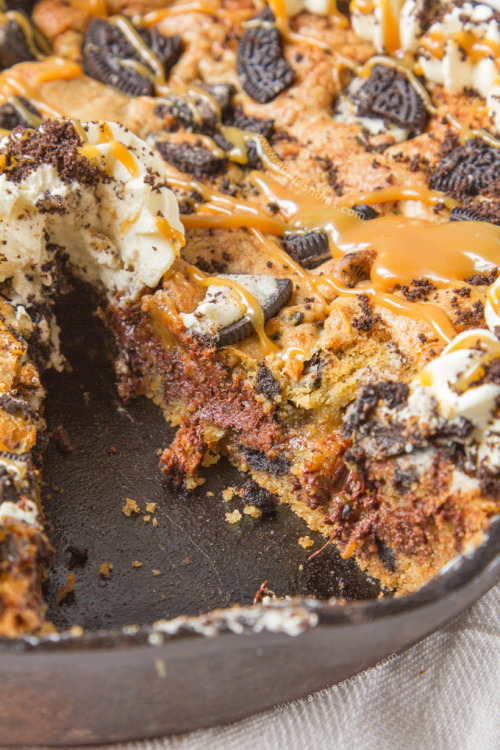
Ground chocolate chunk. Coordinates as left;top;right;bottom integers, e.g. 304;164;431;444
155;140;227;177
429;139;500;198
0;97;42;130
216;277;293;347
255;365;280;400
352;65;429;136
83;18;182;97
241;479;277;513
244;448;291;476
352;203;380;220
283;230;330;269
0;17;36;69
375;536;396;572
236;8;294;104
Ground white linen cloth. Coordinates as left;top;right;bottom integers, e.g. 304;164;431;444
19;583;499;750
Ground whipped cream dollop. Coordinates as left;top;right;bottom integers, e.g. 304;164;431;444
407;328;500;472
417;2;500;98
0;120;184;305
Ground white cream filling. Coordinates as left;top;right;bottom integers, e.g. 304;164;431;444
0;121;184;306
181;275;279;337
0;499;40;528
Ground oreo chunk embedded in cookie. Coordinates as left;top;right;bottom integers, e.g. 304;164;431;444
236;8;294;104
0;15;37;69
450;204;500;226
283;230;331;269
155;140;227;177
352;65;429;136
182;274;293;347
154;83;233;134
83;17;182;97
430;138;500;198
352;203;380;221
0;97;42;130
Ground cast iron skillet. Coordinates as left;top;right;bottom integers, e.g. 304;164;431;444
0;294;498;746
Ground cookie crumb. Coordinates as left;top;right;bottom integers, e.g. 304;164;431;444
122;497;140;517
152;569;161;576
132;561;142;568
225;509;242;524
99;562;113;578
185;476;205;490
299;536;314;549
146;502;156;513
143;514;151;523
243;505;262;518
58;572;75;601
152;518;159;527
222;487;237;502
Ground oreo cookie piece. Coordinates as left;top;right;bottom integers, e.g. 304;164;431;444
450;204;500;226
429;138;500;198
283;230;331;269
352;65;429;136
6;1;36;13
155;140;227;177
352;203;380;220
83;18;182;97
154;83;233;135
236;8;294;104
0;97;42;130
228;108;275;141
182;274;293;347
241;479;277;514
0;16;36;69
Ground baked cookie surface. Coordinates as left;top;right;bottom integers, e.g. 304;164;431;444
0;0;500;631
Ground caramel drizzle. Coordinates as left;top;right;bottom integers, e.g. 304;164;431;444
171;145;500;346
184;263;279;354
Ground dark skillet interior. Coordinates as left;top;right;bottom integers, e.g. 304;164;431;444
41;291;380;633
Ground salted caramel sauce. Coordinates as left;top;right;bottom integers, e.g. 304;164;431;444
139;0;255;26
33;58;83;84
0;67;65;118
68;0;108;16
8;96;42;128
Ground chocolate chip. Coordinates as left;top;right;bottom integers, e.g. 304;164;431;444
352;65;428;136
0;97;42;130
429;139;500;198
155;140;227;177
283;230;330;269
241;479;277;513
216;277;293;347
83;18;182;96
236;8;294;103
352;203;380;220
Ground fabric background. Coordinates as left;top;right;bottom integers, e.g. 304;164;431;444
15;583;499;750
